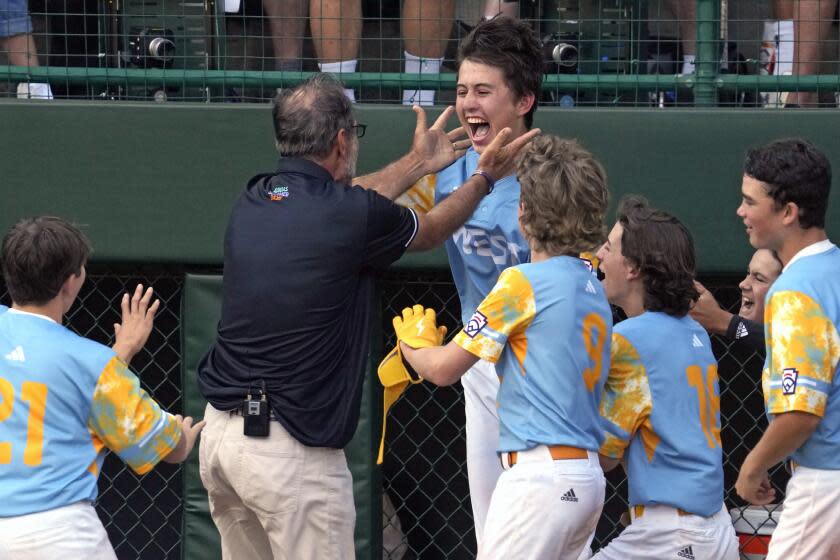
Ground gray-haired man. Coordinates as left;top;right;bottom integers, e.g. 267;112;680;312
197;74;538;559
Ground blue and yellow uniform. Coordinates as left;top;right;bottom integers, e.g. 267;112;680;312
758;241;840;560
599;312;724;517
454;257;612;452
453;256;611;558
401;148;529;325
763;242;840;468
0;308;181;517
399;148;531;542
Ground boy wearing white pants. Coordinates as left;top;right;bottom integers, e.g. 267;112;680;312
735;139;840;558
591;197;739;560
396;17;544;545
396;136;613;559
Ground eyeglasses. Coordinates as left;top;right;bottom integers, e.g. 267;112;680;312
350;123;367;138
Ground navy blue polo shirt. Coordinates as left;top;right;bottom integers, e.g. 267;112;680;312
197;157;418;448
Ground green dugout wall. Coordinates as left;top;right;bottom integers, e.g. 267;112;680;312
2;101;839;270
2;101;840;558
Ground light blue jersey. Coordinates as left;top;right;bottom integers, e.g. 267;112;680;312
454;257;612;452
762;242;840;469
599;312;724;517
436;148;529;325
0;308;181;517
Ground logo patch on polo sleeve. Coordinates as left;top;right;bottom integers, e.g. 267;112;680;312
782;368;799;395
269;185;290;201
464;311;488;338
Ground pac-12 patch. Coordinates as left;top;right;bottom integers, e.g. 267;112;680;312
464;311;488;338
782;368;799;395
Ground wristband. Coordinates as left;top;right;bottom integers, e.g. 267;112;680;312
471;170;495;194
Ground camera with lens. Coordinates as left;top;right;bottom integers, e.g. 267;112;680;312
542;31;579;107
542;31;579;75
126;27;176;68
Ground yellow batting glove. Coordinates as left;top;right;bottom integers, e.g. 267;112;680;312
393;304;447;349
376;343;422;465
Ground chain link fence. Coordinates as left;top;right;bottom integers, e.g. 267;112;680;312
3;1;840;106
1;266;784;558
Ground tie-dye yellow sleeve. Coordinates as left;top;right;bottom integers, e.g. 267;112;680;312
599;333;652;459
396;174;436;214
454;267;535;364
88;356;182;474
763;290;840;417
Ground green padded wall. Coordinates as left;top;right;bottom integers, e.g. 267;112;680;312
1;100;839;272
180;274;382;560
180;275;223;560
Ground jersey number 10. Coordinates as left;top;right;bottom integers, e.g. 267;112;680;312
0;378;48;466
686;365;721;448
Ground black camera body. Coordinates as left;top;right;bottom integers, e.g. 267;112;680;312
126;27;176;69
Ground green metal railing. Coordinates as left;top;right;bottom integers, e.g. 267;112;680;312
7;64;840;92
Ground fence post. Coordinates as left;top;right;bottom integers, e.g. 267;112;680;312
694;0;720;106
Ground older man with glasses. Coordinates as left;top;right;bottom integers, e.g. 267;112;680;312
196;73;537;559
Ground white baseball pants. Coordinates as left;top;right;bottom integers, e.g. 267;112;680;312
0;501;117;560
462;359;503;547
767;465;840;559
591;504;739;560
479;448;605;559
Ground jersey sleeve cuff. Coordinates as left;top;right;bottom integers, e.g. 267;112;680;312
453;330;500;363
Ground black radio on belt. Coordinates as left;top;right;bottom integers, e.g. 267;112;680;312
243;380;270;437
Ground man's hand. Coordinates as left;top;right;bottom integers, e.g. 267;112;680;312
163;415;207;464
410;106;471;176
112;284;160;365
735;457;777;505
393;304;447;349
474;126;541;184
689;280;733;336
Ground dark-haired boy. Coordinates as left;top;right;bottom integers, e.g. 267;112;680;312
735;138;840;559
591;198;738;560
0;217;203;558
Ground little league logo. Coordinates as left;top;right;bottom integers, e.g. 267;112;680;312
782;368;799;395
464;311;488;338
269;185;290;201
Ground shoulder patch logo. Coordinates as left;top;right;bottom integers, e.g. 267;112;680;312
782;368;799;395
585;280;597;294
269;185;290;201
692;334;704;348
735;321;749;339
464;310;488;339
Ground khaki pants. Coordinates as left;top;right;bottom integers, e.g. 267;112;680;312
199;404;356;560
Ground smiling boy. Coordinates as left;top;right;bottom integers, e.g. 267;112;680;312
734;138;840;560
408;17;544;544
